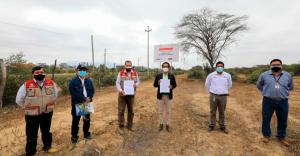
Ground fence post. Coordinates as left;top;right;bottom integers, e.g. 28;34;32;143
0;59;7;109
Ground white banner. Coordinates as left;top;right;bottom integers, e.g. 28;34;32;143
154;44;179;62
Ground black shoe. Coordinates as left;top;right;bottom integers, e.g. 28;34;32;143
158;124;163;131
166;125;171;132
84;134;92;140
119;124;125;129
127;125;135;131
71;136;78;144
208;126;214;132
220;127;229;134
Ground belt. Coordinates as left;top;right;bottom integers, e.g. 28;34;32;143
210;93;229;96
264;96;287;101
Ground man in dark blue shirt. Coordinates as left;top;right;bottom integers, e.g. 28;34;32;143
69;64;95;144
257;59;294;147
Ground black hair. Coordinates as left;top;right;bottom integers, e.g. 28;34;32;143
162;62;170;68
270;59;282;65
32;66;44;74
215;61;224;67
124;60;132;65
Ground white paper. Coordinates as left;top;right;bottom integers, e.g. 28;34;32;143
85;102;94;113
160;79;170;93
124;80;135;95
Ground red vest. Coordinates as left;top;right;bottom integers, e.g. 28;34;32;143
119;69;138;90
24;78;56;115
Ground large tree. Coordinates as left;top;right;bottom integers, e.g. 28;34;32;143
175;8;248;70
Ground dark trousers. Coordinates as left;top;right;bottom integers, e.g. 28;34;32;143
71;114;91;139
118;95;135;128
25;112;53;156
209;94;227;128
262;97;289;139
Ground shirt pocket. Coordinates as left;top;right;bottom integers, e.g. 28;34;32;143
26;88;37;99
45;86;55;96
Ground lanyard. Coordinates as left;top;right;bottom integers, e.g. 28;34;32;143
273;74;282;83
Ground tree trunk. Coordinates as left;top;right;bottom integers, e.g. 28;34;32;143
0;59;7;109
209;61;214;73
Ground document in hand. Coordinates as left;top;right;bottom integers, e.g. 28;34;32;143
160;79;170;93
75;102;94;116
124;80;135;95
85;102;94;113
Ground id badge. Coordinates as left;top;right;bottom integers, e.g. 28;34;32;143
275;83;280;89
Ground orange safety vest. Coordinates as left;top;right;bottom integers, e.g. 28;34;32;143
24;78;56;116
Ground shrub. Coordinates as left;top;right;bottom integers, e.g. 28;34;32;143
55;76;72;95
188;66;206;79
225;69;238;81
246;68;267;84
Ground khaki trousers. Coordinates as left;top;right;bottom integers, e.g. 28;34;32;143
157;95;172;125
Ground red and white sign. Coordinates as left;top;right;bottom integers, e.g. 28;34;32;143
154;44;179;62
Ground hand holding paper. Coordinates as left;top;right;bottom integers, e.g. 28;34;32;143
160;79;170;93
124;80;135;95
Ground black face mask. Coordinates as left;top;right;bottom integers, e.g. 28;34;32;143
126;68;131;72
34;74;45;81
271;66;282;72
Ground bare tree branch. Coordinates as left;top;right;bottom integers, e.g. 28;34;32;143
175;8;248;71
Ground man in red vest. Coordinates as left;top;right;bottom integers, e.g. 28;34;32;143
115;60;140;131
16;66;58;155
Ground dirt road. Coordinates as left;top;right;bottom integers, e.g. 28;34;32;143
0;75;299;156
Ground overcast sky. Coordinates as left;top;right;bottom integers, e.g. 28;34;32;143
0;0;299;69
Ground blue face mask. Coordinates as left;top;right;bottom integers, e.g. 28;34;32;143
216;67;224;73
79;71;87;77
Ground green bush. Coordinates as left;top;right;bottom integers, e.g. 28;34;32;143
246;68;267;84
290;64;300;75
225;69;238;81
188;66;206;79
3;66;32;106
55;76;72;95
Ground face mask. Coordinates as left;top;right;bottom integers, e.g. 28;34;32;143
126;68;131;72
34;74;45;81
162;67;169;73
271;66;282;72
79;71;87;77
216;67;224;73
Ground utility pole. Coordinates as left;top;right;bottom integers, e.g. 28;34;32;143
91;35;95;71
145;26;152;76
104;48;107;67
0;59;7;109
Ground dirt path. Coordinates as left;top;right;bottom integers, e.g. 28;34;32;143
0;75;299;156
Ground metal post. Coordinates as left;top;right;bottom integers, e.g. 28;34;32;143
104;48;107;67
0;59;7;109
145;26;152;76
91;35;95;71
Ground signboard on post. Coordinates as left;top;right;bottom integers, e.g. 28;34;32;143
154;44;179;62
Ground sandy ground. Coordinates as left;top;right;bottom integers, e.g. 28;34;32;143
0;75;299;156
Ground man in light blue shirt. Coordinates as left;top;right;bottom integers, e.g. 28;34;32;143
256;59;294;147
205;61;232;133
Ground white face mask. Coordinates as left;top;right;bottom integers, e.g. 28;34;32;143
162;67;169;73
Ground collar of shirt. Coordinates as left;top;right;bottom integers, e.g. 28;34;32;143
211;71;228;78
163;73;168;79
33;79;44;88
267;70;283;76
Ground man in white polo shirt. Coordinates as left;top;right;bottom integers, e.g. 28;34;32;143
205;61;232;134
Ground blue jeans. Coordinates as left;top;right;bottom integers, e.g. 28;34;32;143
262;97;289;139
